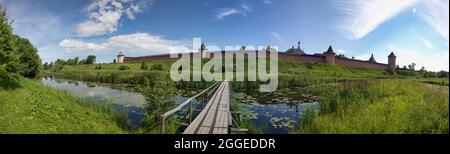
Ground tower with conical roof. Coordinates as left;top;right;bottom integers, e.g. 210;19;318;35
199;42;207;58
117;51;125;63
325;45;336;64
368;54;377;63
388;52;396;71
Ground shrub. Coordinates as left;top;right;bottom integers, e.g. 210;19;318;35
138;74;177;129
118;65;130;70
151;64;163;71
141;62;148;70
95;65;102;70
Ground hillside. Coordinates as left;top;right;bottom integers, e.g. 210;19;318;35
48;59;394;84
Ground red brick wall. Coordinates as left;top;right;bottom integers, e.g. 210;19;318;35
123;52;389;70
278;53;325;63
335;58;388;70
124;54;172;62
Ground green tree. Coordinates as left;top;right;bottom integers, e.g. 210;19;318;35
78;59;85;65
419;66;426;72
15;35;41;78
42;62;49;70
0;7;20;88
408;63;416;71
139;74;177;123
85;55;96;64
113;59;117;64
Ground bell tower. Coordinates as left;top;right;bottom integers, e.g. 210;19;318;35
117;51;125;63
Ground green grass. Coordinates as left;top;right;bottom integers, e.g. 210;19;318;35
0;78;127;134
415;78;449;86
47;59;397;90
292;80;449;134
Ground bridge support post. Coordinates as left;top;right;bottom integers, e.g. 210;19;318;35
189;101;193;123
160;116;166;134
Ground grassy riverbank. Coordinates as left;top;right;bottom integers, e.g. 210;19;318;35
0;78;127;134
292;80;449;134
46;59;397;90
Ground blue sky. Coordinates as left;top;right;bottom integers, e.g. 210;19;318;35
1;0;449;71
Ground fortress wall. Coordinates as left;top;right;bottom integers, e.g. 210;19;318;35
278;53;325;63
335;58;388;70
122;51;389;70
124;54;172;62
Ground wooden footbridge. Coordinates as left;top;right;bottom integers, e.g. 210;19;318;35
160;81;245;134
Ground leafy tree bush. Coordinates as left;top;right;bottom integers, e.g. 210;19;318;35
42;62;50;70
138;73;177;125
141;61;148;70
15;35;41;78
0;7;20;88
118;65;130;70
151;64;163;71
85;55;96;64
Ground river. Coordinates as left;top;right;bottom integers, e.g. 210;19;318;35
41;77;318;134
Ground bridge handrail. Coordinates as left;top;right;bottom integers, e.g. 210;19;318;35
161;82;220;118
160;82;220;134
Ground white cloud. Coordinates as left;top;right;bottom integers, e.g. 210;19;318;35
389;45;449;71
263;0;272;5
215;4;252;20
2;0;70;63
75;0;152;37
215;8;242;20
335;0;418;40
418;0;449;40
3;0;66;44
355;54;371;61
336;49;347;54
418;36;434;49
269;32;284;44
59;32;190;54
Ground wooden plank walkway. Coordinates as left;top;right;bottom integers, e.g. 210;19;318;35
183;81;230;134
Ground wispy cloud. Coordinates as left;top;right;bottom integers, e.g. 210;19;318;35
336;49;347;54
418;0;449;40
389;45;449;71
263;0;272;5
334;0;418;40
417;35;434;49
2;0;69;63
59;32;189;54
75;0;152;37
269;32;285;44
215;4;251;20
3;0;65;44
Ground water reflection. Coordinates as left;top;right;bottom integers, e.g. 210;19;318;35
41;77;148;128
240;102;319;134
42;77;146;107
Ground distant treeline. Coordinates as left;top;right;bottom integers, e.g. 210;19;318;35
42;55;96;71
395;63;448;78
